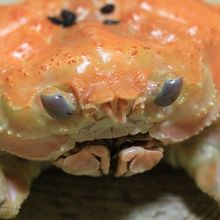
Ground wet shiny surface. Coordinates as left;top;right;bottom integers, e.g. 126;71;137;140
154;78;183;107
0;0;219;160
0;1;220;219
41;94;75;119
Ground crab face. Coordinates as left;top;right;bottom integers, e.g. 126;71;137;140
2;1;220;218
0;0;219;177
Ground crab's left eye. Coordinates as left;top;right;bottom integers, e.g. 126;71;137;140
41;93;77;120
154;78;183;107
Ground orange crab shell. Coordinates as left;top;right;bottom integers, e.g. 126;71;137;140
2;1;220;219
0;0;219;161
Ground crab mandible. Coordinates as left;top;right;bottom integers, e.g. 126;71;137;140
0;0;220;218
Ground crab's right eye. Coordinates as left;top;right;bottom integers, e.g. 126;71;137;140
41;92;77;120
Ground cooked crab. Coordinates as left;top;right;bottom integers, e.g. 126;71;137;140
0;0;220;218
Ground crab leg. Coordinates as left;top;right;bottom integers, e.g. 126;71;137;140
115;144;164;177
0;155;41;219
55;145;110;177
166;122;220;203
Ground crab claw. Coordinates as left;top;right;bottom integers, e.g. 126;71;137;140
55;145;110;177
115;146;164;177
0;155;41;219
165;122;220;204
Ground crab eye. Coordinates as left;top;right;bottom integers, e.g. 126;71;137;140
41;93;76;120
154;78;183;107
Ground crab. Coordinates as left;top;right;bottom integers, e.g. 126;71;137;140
0;0;220;218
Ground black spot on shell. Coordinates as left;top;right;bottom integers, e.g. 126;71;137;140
100;4;115;14
61;10;77;27
154;78;183;107
103;19;120;25
48;10;77;28
48;16;63;25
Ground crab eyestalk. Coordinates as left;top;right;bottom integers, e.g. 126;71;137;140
41;88;77;120
154;78;183;107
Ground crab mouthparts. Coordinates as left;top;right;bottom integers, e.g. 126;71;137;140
55;133;164;177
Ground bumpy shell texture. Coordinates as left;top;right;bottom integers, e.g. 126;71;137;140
0;0;219;161
1;0;220;219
